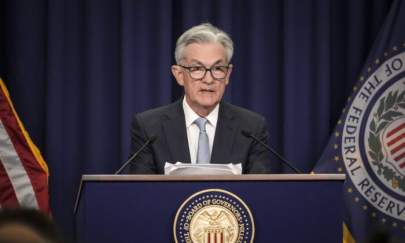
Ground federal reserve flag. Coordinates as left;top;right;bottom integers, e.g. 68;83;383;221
0;78;50;213
314;0;405;242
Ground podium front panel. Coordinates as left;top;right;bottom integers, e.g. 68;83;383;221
75;175;344;243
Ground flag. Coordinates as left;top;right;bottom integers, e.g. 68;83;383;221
0;78;50;213
314;0;405;242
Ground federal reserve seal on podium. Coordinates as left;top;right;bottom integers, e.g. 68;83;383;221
173;189;255;243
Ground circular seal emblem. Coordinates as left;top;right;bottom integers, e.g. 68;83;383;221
173;189;255;243
342;51;405;222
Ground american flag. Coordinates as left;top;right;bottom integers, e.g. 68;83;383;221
0;78;49;213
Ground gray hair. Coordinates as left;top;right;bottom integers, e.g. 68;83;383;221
174;23;234;64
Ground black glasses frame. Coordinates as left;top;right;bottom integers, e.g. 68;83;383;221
178;65;231;80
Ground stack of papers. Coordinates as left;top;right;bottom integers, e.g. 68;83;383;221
164;162;242;175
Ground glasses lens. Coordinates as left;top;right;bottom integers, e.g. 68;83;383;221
211;66;228;79
188;66;206;79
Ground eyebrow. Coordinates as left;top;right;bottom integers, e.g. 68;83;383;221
189;59;226;67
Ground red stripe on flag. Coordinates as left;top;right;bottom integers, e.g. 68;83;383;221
0;160;19;207
390;142;405;155
399;161;405;169
208;232;211;243
387;132;404;146
395;151;405;164
387;123;405;137
0;85;49;213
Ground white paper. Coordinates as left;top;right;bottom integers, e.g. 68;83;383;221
164;162;242;175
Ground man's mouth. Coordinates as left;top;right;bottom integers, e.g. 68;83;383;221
200;88;215;93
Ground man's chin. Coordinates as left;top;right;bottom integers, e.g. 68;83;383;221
187;96;220;114
198;101;219;110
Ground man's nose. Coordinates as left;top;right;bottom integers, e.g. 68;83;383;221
202;70;215;84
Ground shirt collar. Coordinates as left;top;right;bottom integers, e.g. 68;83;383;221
183;97;219;128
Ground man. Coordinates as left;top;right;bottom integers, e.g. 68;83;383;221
0;208;63;243
129;23;272;174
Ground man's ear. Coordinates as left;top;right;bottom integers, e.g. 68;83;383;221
171;65;184;86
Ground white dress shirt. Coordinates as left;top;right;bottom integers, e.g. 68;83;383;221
183;97;219;164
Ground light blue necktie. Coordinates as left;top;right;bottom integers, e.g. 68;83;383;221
194;117;210;164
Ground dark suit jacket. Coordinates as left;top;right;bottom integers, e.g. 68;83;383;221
129;99;272;174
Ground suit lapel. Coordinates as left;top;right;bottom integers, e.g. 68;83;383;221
162;100;191;163
211;103;237;164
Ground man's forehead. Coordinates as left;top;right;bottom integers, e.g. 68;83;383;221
187;59;226;66
182;42;227;65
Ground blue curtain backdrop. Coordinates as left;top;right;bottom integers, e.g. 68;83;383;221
0;0;394;238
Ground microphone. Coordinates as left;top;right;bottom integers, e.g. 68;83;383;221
241;130;302;173
114;136;157;174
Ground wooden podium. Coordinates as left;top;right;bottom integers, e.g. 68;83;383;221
75;174;345;243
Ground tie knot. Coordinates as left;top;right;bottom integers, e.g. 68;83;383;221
194;117;208;132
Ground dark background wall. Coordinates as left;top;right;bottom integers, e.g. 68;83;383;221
0;0;393;239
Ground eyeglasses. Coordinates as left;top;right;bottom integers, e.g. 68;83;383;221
179;65;230;80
